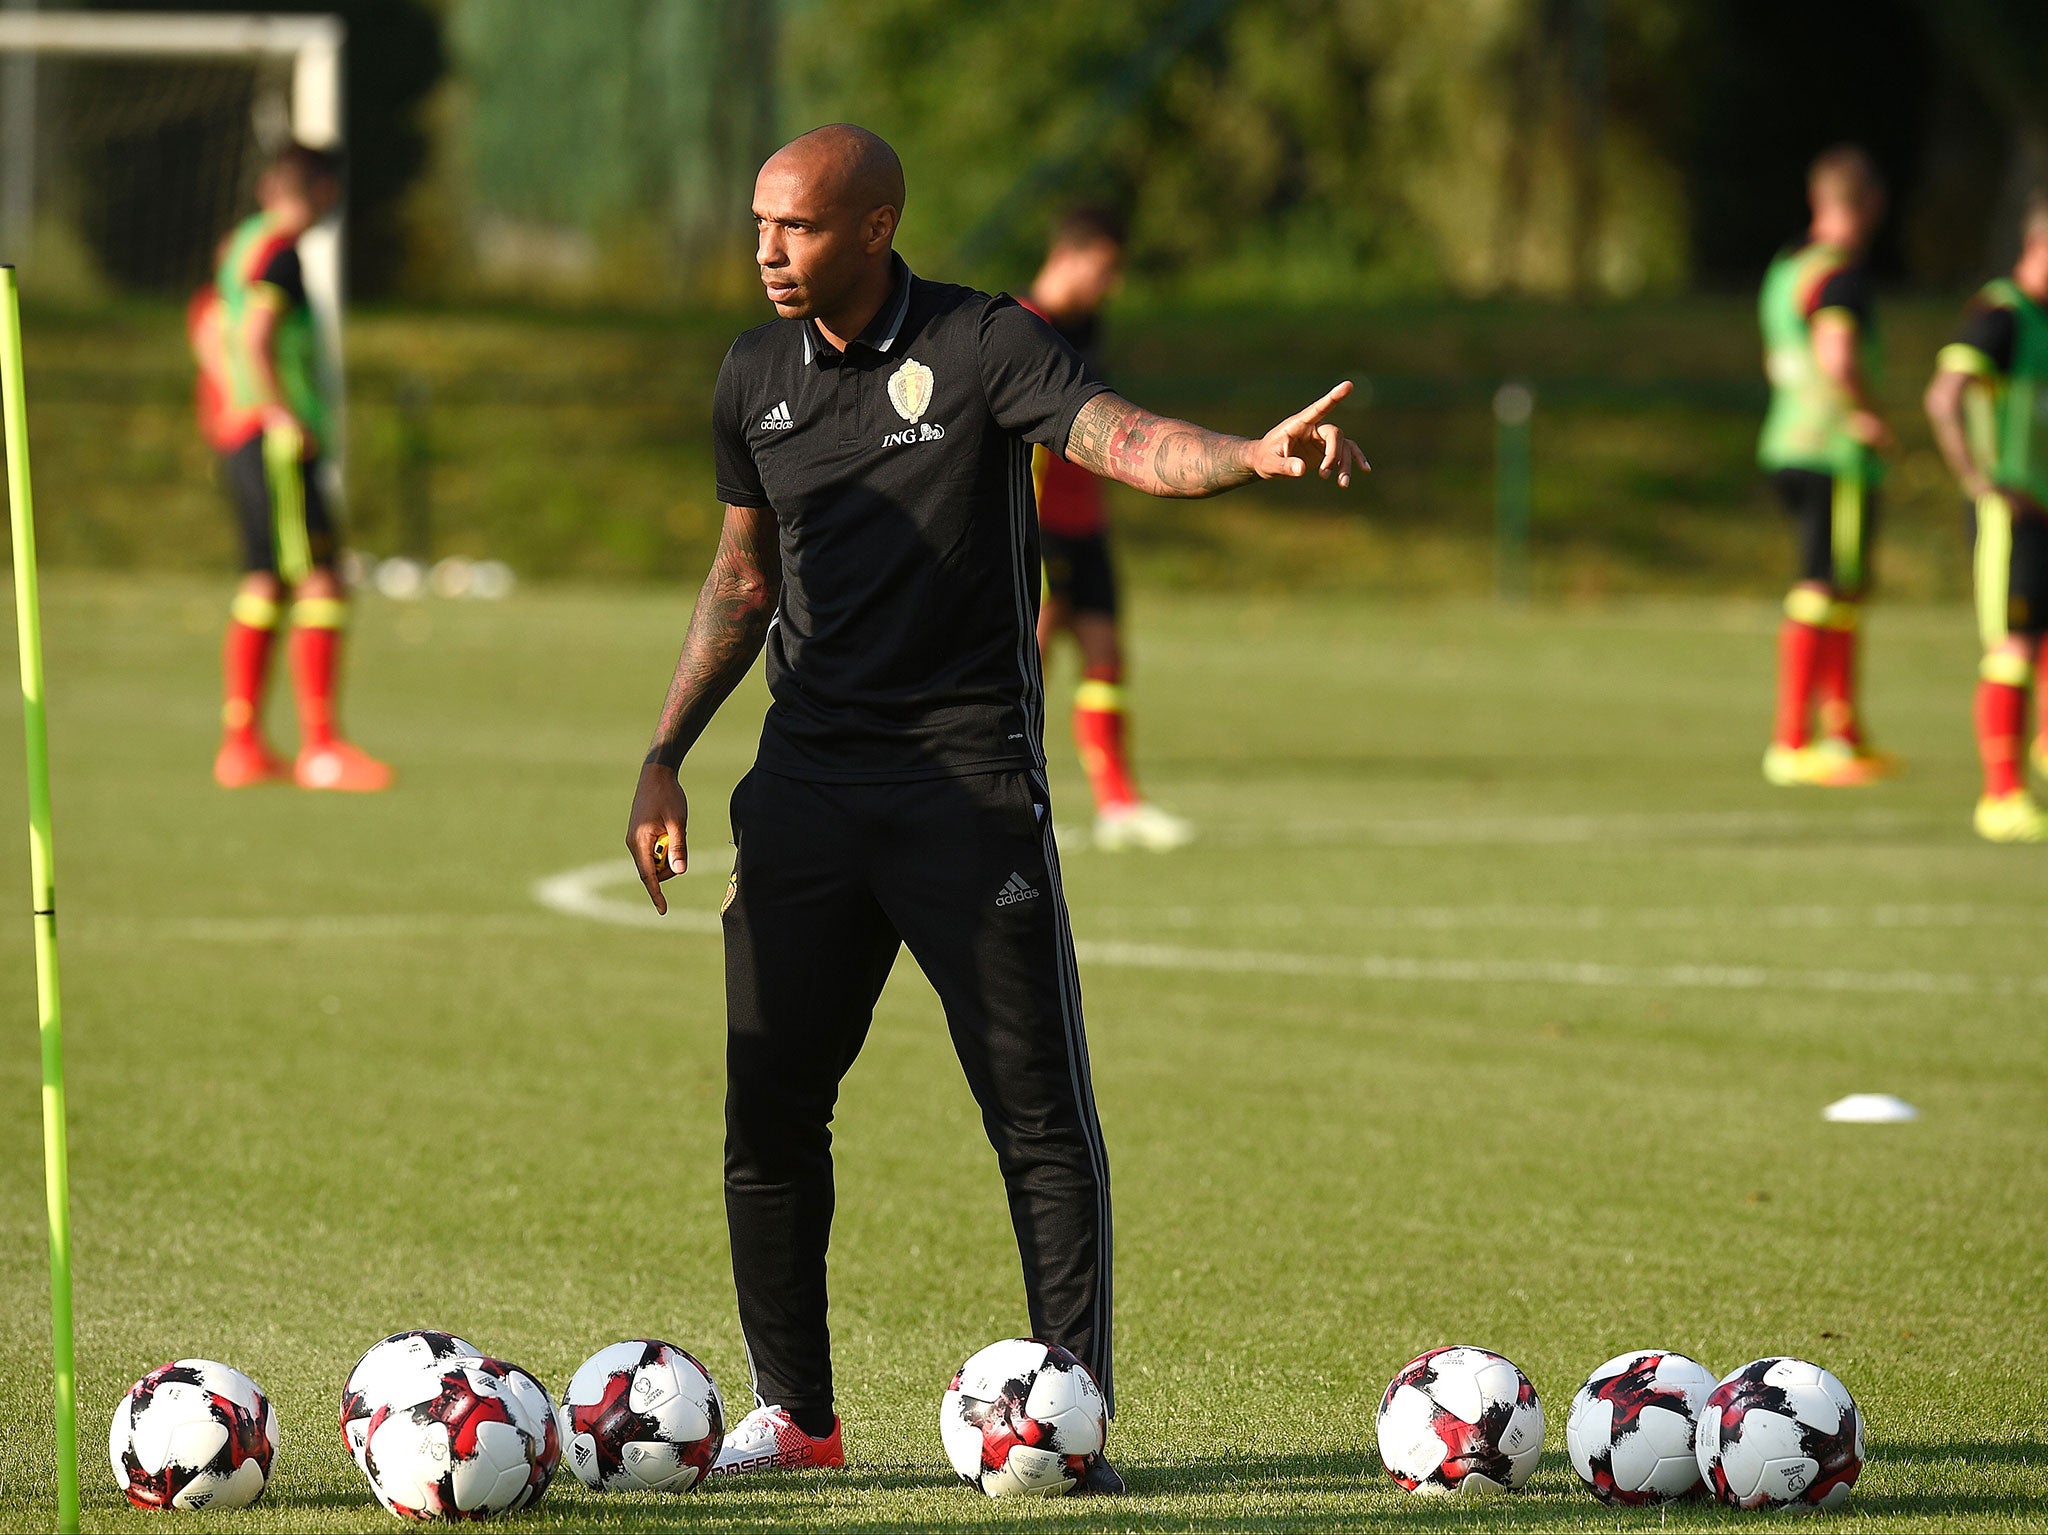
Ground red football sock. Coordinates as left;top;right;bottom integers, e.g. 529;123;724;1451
1073;668;1138;812
1977;680;2026;797
1816;625;1861;745
290;614;344;752
2036;636;2048;756
220;608;278;744
1774;620;1824;749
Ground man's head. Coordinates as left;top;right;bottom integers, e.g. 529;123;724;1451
1807;144;1884;255
256;143;343;234
1033;205;1126;318
2017;190;2048;301
753;124;904;323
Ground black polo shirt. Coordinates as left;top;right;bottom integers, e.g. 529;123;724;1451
712;255;1112;781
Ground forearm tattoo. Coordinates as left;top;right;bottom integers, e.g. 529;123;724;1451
1064;392;1256;498
644;507;782;770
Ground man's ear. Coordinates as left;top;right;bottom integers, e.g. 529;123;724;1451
865;205;899;254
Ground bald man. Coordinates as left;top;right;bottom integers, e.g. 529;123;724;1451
626;125;1367;1491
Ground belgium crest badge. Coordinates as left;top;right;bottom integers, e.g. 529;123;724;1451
887;357;934;423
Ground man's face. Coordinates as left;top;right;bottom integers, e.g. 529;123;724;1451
260;171;340;233
1813;188;1883;254
1841;194;1883;252
753;163;884;321
1059;238;1124;313
2019;229;2048;298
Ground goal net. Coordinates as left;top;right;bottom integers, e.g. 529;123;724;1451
0;10;347;461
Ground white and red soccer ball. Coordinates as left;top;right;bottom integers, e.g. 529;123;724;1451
109;1358;278;1511
558;1339;724;1494
1565;1349;1718;1504
940;1338;1107;1498
358;1354;560;1520
1696;1356;1864;1512
339;1330;478;1468
1376;1346;1544;1495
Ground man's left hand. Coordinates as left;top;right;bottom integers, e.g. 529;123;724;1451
1252;381;1371;488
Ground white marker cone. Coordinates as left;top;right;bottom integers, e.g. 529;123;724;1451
1823;1093;1919;1123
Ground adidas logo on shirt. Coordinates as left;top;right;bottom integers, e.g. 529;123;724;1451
758;399;794;431
994;872;1040;907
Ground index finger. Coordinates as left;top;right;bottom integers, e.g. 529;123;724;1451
1286;379;1355;430
634;835;670;915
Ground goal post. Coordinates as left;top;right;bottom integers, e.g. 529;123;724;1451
0;9;348;491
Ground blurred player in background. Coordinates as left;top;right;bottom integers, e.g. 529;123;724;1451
189;143;391;792
1757;146;1895;788
1923;192;2048;843
1021;209;1193;851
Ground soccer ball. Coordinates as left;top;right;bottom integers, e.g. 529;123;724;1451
1696;1356;1864;1512
109;1358;278;1511
340;1331;479;1465
558;1339;725;1493
1377;1346;1544;1495
360;1355;560;1520
1565;1349;1718;1504
940;1338;1106;1498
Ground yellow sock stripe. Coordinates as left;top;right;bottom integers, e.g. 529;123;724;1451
1830;470;1864;592
1976;493;2014;652
263;424;313;585
1936;342;1998;380
291;596;348;630
1982;649;2032;686
229;592;282;629
1823;599;1860;633
1784;587;1832;626
1073;679;1127;713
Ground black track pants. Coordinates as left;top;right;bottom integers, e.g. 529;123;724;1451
721;766;1113;1419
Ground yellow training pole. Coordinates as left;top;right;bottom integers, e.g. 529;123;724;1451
0;265;81;1535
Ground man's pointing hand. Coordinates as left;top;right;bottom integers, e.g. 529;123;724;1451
1252;380;1371;489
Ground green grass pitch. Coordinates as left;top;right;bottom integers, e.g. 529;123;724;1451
0;575;2043;1530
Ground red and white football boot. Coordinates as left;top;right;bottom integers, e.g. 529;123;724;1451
708;1404;844;1478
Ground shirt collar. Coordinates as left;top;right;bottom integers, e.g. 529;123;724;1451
803;253;913;366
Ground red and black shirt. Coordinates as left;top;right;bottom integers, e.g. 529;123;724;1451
1018;298;1109;538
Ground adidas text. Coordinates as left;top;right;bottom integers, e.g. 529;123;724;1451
995;872;1040;907
759;400;794;431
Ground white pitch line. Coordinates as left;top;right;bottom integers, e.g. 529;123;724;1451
66;857;733;944
1108;902;2048;933
74;855;2048;1001
1068;939;2048;998
1187;807;1918;848
530;856;728;933
527;857;2048;1000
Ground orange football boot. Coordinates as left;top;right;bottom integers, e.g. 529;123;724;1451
214;736;292;788
295;741;395;793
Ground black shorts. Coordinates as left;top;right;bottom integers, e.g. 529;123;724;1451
1973;493;2048;644
222;437;337;577
1772;468;1878;595
1042;530;1118;618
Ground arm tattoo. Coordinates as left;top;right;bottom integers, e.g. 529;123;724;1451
1064;392;1256;498
644;505;782;770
